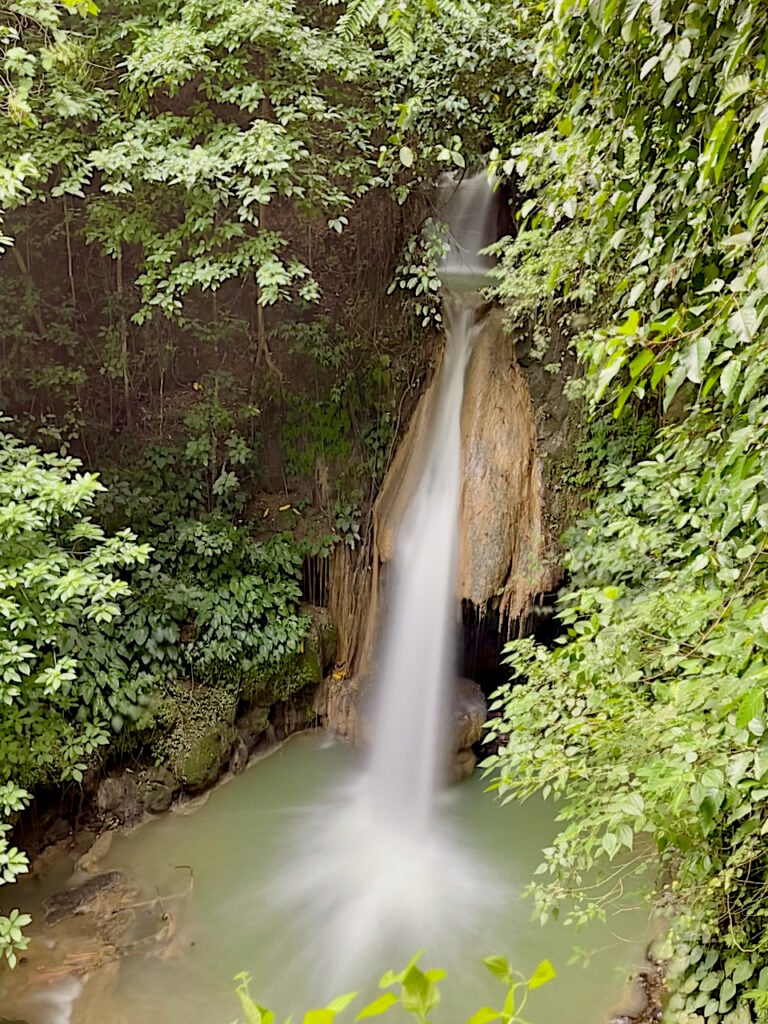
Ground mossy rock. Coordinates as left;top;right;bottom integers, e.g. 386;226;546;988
136;606;338;792
240;607;335;706
236;703;271;747
240;644;322;706
302;604;338;669
147;681;238;792
178;721;236;791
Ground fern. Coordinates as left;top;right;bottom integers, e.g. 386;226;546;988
336;0;387;40
334;0;479;60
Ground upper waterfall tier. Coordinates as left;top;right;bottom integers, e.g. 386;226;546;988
438;171;497;287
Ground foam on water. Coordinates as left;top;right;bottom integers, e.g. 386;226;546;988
28;978;83;1024
270;778;505;994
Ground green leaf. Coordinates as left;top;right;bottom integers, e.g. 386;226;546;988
303;1011;335;1024
629;349;654;380
728;306;758;343
736;688;765;731
355;995;399;1020
466;1009;500;1024
528;960;557;990
614;382;635;417
732;960;755;985
482;956;510;982
718;75;751;111
502;984;516;1017
601;832;620;858
683;337;712;384
399;963;441;1019
595;355;625;401
326;993;358;1014
720;358;742;399
618;310;641;335
399;146;414;168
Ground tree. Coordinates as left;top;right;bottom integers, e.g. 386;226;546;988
484;0;768;1018
0;422;149;964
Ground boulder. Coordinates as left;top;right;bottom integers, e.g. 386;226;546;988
43;817;71;845
146;680;239;793
96;774;142;824
229;736;249;775
176;720;236;792
272;700;312;741
77;831;114;875
236;704;271;749
452;677;486;750
138;766;179;815
450;678;486;782
43;871;122;925
450;748;477;783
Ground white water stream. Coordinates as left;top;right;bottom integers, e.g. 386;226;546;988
269;174;504;990
370;171;497;833
368;296;476;833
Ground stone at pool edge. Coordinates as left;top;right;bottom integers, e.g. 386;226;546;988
140;766;181;814
42;871;122;925
173;605;334;790
451;678;487;782
95;767;182;821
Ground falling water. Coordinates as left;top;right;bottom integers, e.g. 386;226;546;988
272;172;501;991
439;171;498;284
368;171;496;831
367;297;478;832
0;175;653;1024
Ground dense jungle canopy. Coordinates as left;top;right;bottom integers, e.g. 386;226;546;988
2;0;768;1020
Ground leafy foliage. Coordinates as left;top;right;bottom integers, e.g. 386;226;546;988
492;0;768;418
485;0;768;1020
334;0;480;62
231;952;556;1024
0;422;148;962
0;424;150;783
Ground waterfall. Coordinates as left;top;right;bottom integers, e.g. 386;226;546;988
367;299;478;832
367;172;496;831
272;172;501;993
439;171;497;284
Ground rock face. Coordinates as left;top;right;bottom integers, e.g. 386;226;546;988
459;314;559;619
513;321;579;545
96;774;143;825
374;310;560;625
138;767;180;815
315;673;365;741
452;677;486;748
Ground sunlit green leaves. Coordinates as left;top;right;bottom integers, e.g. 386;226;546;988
335;0;480;61
233;954;556;1024
484;393;768;1018
0;426;151;963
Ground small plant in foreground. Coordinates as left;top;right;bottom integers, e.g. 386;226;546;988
230;952;556;1024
